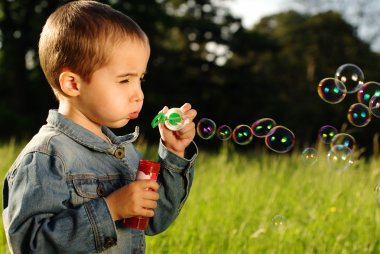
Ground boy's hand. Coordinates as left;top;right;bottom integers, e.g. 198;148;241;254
158;103;197;158
104;180;160;221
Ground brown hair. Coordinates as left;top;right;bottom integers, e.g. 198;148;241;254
38;0;148;96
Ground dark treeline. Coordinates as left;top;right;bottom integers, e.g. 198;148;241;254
1;0;380;154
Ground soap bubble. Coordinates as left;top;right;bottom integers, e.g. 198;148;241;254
330;133;356;151
357;81;380;106
327;145;354;171
216;125;232;141
335;63;364;94
317;78;347;104
196;118;216;140
347;103;371;127
271;215;287;232
369;95;380;118
318;125;338;144
301;147;319;165
251;118;276;137
265;126;295;153
232;125;253;145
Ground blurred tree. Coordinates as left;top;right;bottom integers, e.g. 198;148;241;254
0;0;243;140
289;0;380;52
0;0;60;138
1;0;380;152
226;10;380;149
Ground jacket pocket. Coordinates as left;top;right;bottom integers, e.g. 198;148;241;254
68;175;125;207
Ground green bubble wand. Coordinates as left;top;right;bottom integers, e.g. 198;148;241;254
151;108;184;131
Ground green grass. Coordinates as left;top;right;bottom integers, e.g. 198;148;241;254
1;141;380;253
146;143;380;254
0;139;24;254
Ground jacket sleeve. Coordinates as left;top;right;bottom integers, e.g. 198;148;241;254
2;152;117;254
146;140;198;235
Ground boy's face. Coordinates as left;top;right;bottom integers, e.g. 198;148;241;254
76;39;150;129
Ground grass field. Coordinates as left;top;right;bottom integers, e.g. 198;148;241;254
1;140;380;253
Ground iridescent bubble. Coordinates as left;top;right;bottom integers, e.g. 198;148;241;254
251;118;277;138
265;126;295;153
335;63;364;94
301;147;319;165
317;78;347;104
369;95;380;118
357;81;380;106
216;125;232;141
196;118;216;140
232;125;253;145
271;215;287;232
330;133;356;151
347;103;371;127
327;145;354;171
318;125;338;144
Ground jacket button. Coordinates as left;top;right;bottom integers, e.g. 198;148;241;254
114;148;125;159
104;237;116;248
96;183;105;197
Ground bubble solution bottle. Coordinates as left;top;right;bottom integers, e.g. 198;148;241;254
123;159;160;230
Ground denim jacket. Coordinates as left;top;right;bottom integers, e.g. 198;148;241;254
2;110;198;254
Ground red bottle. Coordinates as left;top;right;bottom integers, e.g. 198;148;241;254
123;159;160;230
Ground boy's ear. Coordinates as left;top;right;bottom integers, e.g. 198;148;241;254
59;71;81;97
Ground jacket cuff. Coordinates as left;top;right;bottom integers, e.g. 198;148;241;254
158;140;198;172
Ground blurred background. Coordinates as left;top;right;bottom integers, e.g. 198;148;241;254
1;0;380;154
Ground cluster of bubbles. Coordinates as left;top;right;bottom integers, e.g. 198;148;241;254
317;63;380;127
302;63;378;171
302;125;355;171
196;118;295;153
151;108;296;154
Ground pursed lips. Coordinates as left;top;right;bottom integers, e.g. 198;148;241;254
128;111;140;119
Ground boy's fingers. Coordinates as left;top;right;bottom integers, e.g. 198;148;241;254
143;199;158;209
177;122;195;134
161;106;169;114
145;190;159;201
176;133;194;140
180;103;191;112
175;128;195;140
144;209;155;217
140;180;160;191
182;109;197;120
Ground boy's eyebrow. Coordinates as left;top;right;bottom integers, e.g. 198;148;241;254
116;71;147;78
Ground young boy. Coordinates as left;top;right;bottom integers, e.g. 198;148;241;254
2;1;198;253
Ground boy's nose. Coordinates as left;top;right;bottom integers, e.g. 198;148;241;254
134;87;144;102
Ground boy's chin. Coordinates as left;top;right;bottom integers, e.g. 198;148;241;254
106;119;130;129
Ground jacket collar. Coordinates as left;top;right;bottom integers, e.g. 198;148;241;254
46;110;139;153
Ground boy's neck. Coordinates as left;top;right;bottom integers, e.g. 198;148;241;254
58;102;110;143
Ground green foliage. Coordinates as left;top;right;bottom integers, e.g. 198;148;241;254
1;141;380;253
1;1;380;153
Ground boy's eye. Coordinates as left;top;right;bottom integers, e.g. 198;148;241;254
119;79;129;84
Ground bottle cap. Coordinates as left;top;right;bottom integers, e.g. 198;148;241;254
164;108;184;131
138;160;160;175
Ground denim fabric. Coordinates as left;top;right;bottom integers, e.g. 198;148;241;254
2;110;197;254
